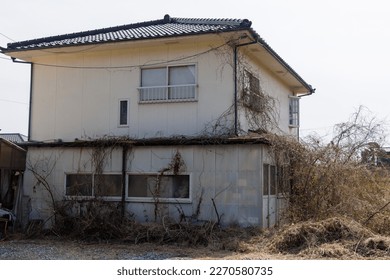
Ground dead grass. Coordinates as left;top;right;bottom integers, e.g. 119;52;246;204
47;197;390;260
263;217;389;259
5;217;389;259
267;217;370;254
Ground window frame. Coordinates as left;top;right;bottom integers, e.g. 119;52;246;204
127;172;191;203
242;69;266;110
118;99;129;127
289;95;300;128
94;173;123;198
64;172;123;200
243;70;260;96
65;173;93;197
138;64;198;103
263;164;277;196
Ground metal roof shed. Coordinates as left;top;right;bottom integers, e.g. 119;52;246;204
0;138;26;171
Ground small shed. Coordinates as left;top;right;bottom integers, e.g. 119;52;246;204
0;138;26;211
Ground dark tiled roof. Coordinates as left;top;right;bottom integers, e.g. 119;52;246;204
0;133;28;143
3;15;314;93
5;15;253;51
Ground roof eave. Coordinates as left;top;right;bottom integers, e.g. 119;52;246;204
3;16;314;94
247;29;314;95
3;28;247;56
19;136;270;148
2;29;250;64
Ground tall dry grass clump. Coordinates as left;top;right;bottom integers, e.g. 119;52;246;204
267;107;390;234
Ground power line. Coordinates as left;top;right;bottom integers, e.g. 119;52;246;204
0;98;28;105
7;41;231;70
0;32;15;42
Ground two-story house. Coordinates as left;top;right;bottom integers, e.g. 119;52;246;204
2;15;314;228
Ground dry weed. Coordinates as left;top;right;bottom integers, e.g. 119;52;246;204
357;236;390;258
299;243;355;259
266;217;390;259
264;107;390;233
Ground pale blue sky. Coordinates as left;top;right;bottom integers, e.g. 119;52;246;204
1;0;389;141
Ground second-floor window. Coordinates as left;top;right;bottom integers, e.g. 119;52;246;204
242;70;264;110
138;65;197;103
243;70;260;95
289;96;300;127
119;99;129;126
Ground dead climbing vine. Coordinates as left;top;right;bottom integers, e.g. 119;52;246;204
239;68;279;133
240;88;278;133
27;152;62;228
205;37;280;135
152;150;186;222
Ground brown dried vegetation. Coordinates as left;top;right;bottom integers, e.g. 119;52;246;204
266;107;390;236
21;107;390;259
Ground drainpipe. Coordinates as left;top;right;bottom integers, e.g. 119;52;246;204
28;63;33;141
121;145;128;218
234;40;257;136
11;58;33;141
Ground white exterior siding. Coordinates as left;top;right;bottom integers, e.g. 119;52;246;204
29;38;238;141
29;36;296;142
23;144;279;227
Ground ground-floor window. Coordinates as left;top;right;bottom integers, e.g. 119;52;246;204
65;173;189;201
65;173;121;197
263;164;277;196
94;174;122;197
65;174;93;196
128;174;190;200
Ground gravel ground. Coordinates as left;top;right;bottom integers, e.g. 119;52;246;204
0;236;276;260
0;239;195;260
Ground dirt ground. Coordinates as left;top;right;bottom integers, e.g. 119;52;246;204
0;238;277;260
1;217;389;260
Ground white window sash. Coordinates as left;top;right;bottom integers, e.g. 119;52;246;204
289;96;300;127
139;65;197;103
118;99;129;127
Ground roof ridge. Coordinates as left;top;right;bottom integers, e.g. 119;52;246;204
172;16;251;27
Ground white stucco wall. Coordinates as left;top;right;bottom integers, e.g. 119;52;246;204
28;34;297;142
30;36;236;142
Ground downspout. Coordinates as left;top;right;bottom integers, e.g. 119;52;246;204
10;58;33;141
233;40;258;136
28;63;33;141
121;145;128;218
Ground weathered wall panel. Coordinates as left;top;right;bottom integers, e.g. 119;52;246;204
22;144;278;227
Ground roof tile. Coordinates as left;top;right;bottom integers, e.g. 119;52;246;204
2;15;314;93
5;15;251;51
0;133;27;143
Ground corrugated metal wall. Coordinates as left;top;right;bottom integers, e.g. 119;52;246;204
23;144;285;227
